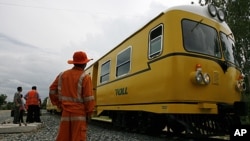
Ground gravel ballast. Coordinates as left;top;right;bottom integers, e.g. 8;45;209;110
0;113;166;141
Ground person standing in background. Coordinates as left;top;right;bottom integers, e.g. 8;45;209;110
49;51;95;141
19;94;27;126
13;86;22;124
25;86;41;123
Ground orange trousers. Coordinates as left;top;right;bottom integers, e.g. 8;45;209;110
56;111;87;141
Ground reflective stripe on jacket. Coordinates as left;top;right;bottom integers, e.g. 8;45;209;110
49;66;95;115
61;116;86;122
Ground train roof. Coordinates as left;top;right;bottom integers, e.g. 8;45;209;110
86;4;231;69
165;5;228;25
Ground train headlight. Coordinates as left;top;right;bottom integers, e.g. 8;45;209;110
203;73;210;84
196;72;203;84
236;81;246;92
217;9;225;21
208;4;217;17
236;73;246;91
191;64;210;85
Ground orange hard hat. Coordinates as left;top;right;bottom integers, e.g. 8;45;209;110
67;51;92;64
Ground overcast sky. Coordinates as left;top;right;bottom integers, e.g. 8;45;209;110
0;0;198;102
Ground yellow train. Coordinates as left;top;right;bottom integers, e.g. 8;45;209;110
46;97;61;114
86;4;247;135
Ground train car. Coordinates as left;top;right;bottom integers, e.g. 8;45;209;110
46;97;61;114
86;4;247;135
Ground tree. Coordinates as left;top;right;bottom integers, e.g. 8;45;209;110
199;0;250;92
5;102;14;110
41;97;48;109
0;94;7;106
226;0;250;73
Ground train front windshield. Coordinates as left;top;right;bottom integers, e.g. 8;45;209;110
182;19;239;66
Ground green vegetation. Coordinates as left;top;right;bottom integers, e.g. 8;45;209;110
0;93;48;110
203;0;250;124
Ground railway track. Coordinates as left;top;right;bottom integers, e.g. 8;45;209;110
0;110;232;141
45;111;236;141
161;133;230;141
90;118;230;141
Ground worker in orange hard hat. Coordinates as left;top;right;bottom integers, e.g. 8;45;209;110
49;51;95;141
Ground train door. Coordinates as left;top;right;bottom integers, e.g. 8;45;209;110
86;62;99;111
91;63;98;99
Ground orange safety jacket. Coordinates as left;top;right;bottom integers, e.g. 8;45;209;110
25;90;40;105
49;66;95;116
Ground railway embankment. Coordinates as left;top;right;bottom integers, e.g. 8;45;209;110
0;110;166;141
1;110;229;141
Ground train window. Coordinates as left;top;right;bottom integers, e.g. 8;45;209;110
149;24;163;59
182;19;221;58
220;32;239;66
116;47;131;77
100;60;111;83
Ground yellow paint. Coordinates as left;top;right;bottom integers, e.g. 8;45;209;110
46;97;61;112
97;103;218;115
86;6;242;116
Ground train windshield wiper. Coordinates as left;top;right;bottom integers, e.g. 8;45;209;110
191;19;203;32
226;32;233;39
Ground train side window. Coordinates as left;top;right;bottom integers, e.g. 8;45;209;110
100;60;111;83
116;47;131;77
149;24;163;59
